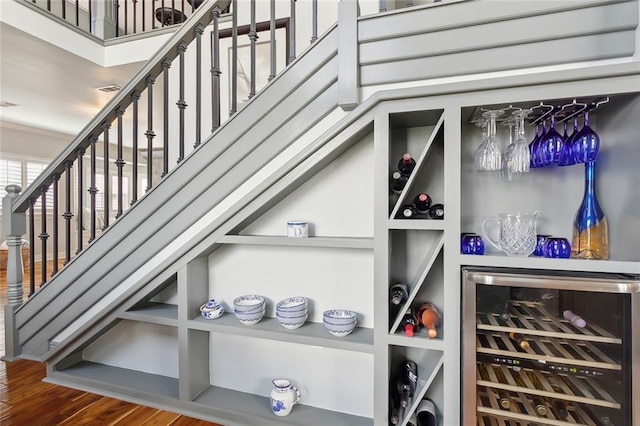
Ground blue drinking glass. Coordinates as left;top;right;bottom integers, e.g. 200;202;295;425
533;235;551;257
558;118;578;166
461;234;485;255
543;237;571;258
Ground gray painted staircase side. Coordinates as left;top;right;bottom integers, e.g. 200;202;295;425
14;26;340;360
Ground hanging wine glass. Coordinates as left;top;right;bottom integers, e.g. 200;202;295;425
572;108;600;163
530;121;546;168
474;110;503;171
510;109;531;174
539;112;564;167
558;117;579;166
500;120;517;181
473;118;489;171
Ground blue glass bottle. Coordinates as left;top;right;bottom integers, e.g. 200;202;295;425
571;161;608;259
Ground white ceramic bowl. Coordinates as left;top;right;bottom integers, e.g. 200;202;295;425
233;295;266;312
323;318;357;337
323;309;357;325
276;297;309;312
276;313;308;330
275;307;308;318
234;307;266;325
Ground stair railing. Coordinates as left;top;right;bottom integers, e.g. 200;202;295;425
4;0;322;305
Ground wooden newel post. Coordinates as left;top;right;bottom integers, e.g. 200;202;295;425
3;184;26;360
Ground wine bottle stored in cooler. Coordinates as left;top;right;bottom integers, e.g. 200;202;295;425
413;193;432;214
513;371;547;416
389;283;409;306
396;360;418;408
397;153;416;176
508;331;530;350
427;203;444;219
401;308;419;337
548;380;569;419
391;171;408;194
563;310;587;328
417;303;441;338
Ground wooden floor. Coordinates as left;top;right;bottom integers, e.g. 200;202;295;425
1;261;221;425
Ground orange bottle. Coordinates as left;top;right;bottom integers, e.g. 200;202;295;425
417;302;441;338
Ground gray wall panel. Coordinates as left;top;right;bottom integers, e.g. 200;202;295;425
360;31;636;86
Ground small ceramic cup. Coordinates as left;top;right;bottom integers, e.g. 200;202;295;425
200;299;224;320
543;237;571;258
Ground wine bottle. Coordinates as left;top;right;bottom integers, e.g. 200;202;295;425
413;193;432;214
548;380;569;419
417;303;441;338
563;310;587;328
396;360;418;408
389;389;400;425
400;204;417;219
390;171;408;194
397;153;416;176
401;308;419;337
415;398;437;426
427;203;444;220
571;161;609;259
497;390;512;410
513;372;547;416
508;331;531;350
389;283;409;306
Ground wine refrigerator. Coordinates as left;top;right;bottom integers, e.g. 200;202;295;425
462;268;639;426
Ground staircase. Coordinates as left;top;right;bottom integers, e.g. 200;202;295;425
3;0;638;424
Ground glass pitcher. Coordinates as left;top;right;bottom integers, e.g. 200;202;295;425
482;211;542;257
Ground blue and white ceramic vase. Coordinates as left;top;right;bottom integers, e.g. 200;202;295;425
270;379;301;417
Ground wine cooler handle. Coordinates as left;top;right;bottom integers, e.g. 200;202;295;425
481;216;502;251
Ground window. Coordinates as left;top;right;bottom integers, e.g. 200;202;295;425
0;157;53;211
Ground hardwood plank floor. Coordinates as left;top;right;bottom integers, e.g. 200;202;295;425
1;261;221;425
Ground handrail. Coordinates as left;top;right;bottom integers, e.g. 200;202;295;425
11;0;231;213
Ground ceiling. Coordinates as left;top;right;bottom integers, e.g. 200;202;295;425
0;22;144;138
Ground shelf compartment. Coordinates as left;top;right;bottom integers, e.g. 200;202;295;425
389;232;444;335
398;351;444;426
193;385;373;426
477;364;621;410
188;313;374;353
477;387;599;426
476;301;621;344
120;302;178;326
476;330;621;372
389;112;444;220
218;234;374;249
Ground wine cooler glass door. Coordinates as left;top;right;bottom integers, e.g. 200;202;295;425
462;268;639;426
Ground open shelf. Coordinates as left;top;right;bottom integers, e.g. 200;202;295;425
188;313;374;353
217;234;374;249
399;350;444;426
120;302;178;326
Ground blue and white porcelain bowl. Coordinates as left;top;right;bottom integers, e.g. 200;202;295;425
276;313;308;330
276;297;309;312
234;307;266;325
276;307;308;318
323;318;357;337
323;309;357;325
233;295;266;312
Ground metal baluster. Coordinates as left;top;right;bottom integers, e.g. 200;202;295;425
311;0;317;43
89;135;98;242
52;174;59;276
142;0;146;32
115;0;120;37
47;0;51;11
76;148;84;254
194;25;204;147
131;91;140;203
62;0;66;19
269;0;275;81
75;0;79;27
116;106;125;217
39;187;48;287
63;161;73;264
171;0;175;25
88;0;92;33
162;58;170;177
152;0;157;30
161;0;165;27
133;0;137;34
230;0;238;115
289;0;296;63
102;122;111;229
210;8;221;131
28;198;35;296
146;75;156;191
248;0;257;100
177;42;187;162
124;0;128;35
